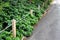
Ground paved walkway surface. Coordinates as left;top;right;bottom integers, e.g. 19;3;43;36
28;0;60;40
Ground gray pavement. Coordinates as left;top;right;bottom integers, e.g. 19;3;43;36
28;0;60;40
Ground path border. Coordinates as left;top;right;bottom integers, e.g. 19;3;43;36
24;0;54;40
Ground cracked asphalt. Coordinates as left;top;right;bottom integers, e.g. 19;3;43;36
28;0;60;40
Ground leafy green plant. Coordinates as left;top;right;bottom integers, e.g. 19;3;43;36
0;0;52;40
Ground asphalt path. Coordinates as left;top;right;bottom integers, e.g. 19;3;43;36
28;0;60;40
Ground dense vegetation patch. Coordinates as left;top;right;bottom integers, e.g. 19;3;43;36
0;0;52;40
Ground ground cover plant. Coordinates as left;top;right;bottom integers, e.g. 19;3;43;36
0;0;52;40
